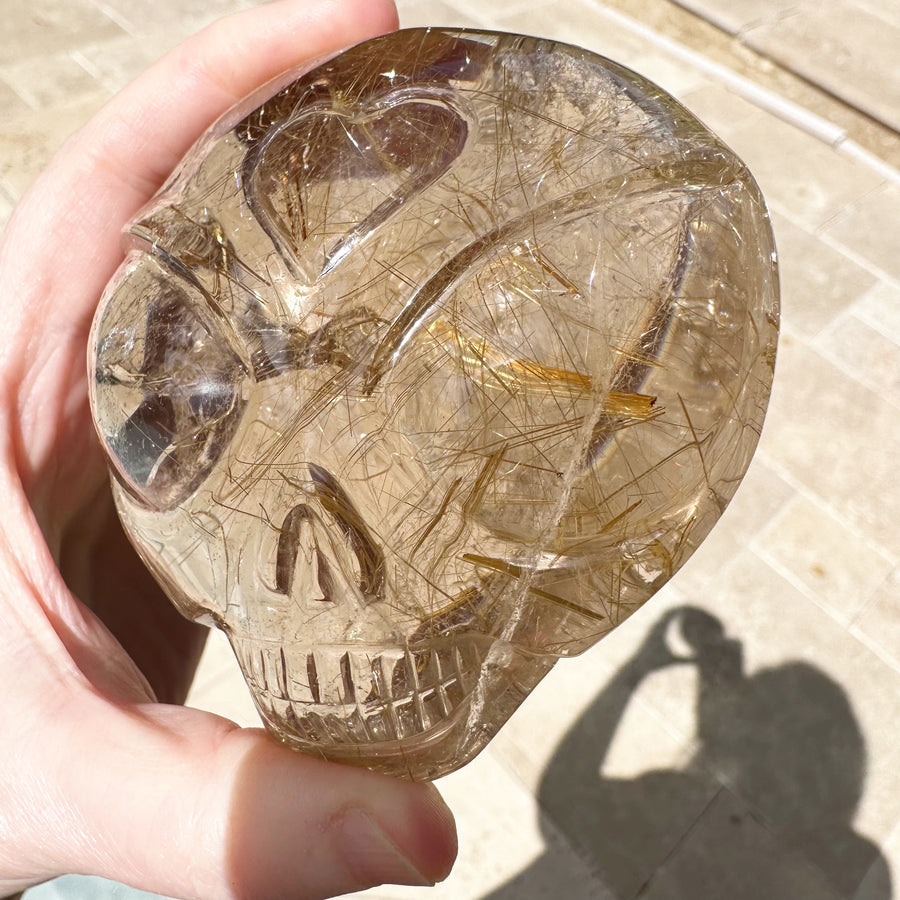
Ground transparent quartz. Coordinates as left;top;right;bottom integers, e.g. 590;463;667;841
89;28;779;780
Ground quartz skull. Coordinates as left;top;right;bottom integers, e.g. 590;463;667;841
89;28;779;780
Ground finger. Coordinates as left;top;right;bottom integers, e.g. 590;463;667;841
38;700;456;900
221;730;458;899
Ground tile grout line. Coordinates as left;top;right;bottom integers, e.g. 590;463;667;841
746;494;900;669
848;620;900;685
810;312;900;408
792;295;900;358
854;297;900;349
751;470;899;569
70;49;104;83
479;743;620;900
771;203;900;290
633;784;726;898
750;539;890;632
86;0;138;37
813;229;900;292
754;450;899;568
0;70;39;112
583;0;900;187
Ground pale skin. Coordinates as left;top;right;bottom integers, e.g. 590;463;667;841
0;1;457;897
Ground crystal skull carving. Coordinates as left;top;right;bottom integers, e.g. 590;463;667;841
89;29;778;780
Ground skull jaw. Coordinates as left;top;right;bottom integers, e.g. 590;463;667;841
231;632;556;780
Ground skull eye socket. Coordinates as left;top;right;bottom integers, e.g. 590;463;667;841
246;94;467;278
92;253;247;511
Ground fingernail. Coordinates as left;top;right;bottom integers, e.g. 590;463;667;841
340;807;435;888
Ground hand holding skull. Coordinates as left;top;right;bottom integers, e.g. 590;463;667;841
0;2;456;897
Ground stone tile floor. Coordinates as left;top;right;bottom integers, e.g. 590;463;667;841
2;0;898;898
673;0;900;133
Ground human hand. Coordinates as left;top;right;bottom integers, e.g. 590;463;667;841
629;606;710;673
630;606;742;679
0;2;457;897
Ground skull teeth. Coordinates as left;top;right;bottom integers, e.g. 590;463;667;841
234;637;491;745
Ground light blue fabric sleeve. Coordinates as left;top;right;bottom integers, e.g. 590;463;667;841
23;875;179;900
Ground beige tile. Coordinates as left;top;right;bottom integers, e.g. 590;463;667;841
754;495;895;625
679;82;769;137
490;608;718;900
574;557;794;730
95;0;250;36
0;0;127;65
823;182;900;282
74;33;185;94
853;566;900;672
855;280;900;347
555;547;900;854
450;0;545;25
537;751;716;900
497;543;898;899
395;0;472;28
186;669;260;728
692;550;900;849
79;0;374;93
758;338;900;557
492;0;647;55
723;115;886;230
186;624;241;694
817;313;900;406
743;1;900;132
0;51;100;110
672;0;801;34
601;671;701;781
186;629;261;727
0;94;111;200
772;213;877;338
855;0;900;29
0;77;30;118
641;788;844;900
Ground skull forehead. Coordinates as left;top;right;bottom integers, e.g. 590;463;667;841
131;30;693;328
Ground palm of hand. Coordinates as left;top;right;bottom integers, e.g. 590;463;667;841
0;120;207;709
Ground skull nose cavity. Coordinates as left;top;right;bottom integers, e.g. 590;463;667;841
307;463;385;598
273;467;387;608
275;503;335;603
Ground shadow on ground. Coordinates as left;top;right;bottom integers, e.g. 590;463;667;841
483;605;889;900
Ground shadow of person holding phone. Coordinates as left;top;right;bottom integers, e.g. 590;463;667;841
483;606;889;900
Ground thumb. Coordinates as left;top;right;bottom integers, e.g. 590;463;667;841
41;697;457;899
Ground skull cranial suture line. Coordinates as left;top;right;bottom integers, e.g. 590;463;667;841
89;28;778;780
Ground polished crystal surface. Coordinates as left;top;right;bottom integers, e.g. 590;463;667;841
89;28;779;780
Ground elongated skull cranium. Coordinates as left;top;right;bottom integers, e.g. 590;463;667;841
89;29;778;779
